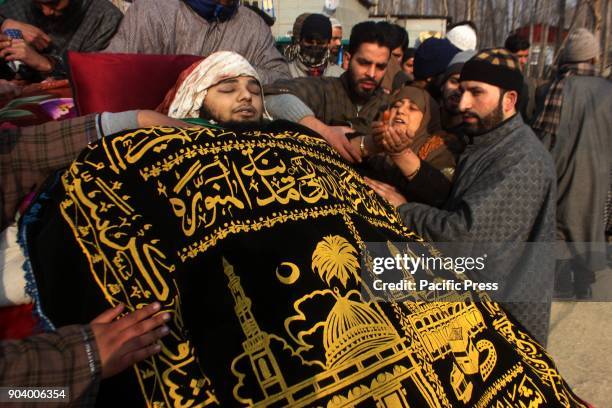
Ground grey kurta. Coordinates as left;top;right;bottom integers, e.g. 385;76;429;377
397;114;557;344
539;76;612;275
104;0;289;85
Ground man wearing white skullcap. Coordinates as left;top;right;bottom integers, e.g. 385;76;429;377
445;21;477;51
329;17;343;62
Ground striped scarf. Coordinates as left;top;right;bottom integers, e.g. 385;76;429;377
532;62;599;147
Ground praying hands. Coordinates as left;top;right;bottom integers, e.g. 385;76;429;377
371;117;416;155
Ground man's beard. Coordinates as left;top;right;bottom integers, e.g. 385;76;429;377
348;71;379;101
443;90;462;115
462;99;505;135
199;105;263;132
32;0;83;35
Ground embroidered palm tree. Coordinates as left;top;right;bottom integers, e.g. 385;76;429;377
311;235;360;288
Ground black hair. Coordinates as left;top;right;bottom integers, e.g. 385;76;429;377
375;22;409;54
504;33;530;53
348;21;393;55
448;20;478;35
393;24;410;54
393;24;409;54
402;47;416;63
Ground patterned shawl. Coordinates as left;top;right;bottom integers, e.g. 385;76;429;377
532;62;599;147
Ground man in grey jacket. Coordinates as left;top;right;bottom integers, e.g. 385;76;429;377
366;49;557;345
104;0;289;85
534;28;611;299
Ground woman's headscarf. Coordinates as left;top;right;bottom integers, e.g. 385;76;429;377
157;51;268;119
389;85;443;142
373;86;461;183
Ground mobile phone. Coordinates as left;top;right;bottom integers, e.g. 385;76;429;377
3;29;23;40
3;29;24;72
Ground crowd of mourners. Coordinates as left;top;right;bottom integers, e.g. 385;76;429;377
0;0;610;406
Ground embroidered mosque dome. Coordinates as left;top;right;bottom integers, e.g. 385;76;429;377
324;293;401;369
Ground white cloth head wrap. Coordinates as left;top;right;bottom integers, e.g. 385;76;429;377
164;51;266;119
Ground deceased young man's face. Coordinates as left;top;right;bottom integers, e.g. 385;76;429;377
200;76;264;125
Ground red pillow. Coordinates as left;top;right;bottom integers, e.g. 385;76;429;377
0;304;37;340
68;52;203;115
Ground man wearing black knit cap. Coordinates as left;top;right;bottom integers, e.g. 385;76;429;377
366;49;557;346
412;37;460;99
287;13;344;78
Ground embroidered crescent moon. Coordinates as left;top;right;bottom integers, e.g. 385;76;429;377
276;262;300;285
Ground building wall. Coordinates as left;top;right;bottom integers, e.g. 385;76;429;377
271;0;371;40
369;16;448;47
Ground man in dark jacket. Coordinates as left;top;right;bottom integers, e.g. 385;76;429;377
265;21;393;164
366;49;557;345
504;33;539;123
0;0;122;78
